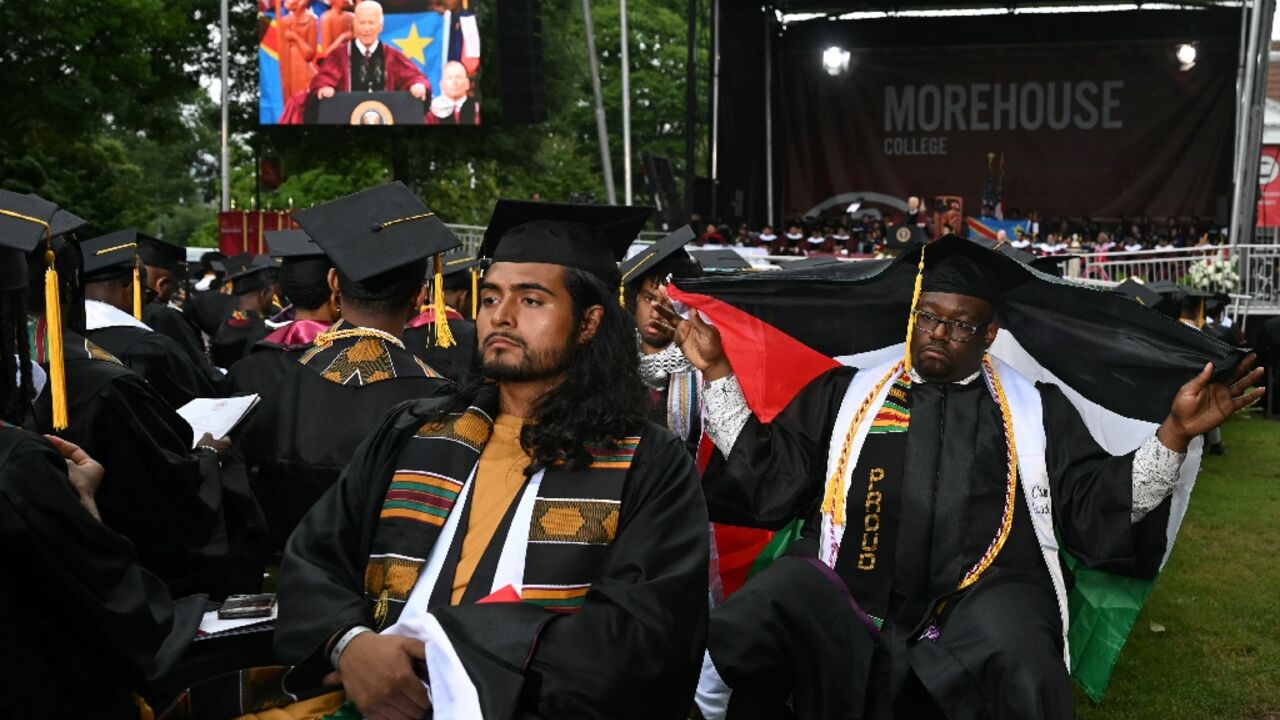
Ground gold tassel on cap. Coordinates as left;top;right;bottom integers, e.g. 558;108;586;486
132;257;143;320
0;209;65;428
44;247;68;430
470;266;479;320
431;255;455;348
618;282;626;308
902;245;926;374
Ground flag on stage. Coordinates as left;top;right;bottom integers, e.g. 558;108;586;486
966;217;1031;242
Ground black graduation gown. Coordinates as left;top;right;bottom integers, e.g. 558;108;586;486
275;400;710;719
701;366;1173;719
210;312;269;369
0;428;204;720
236;326;452;552
143;301;213;374
185;290;236;339
26;330;267;598
86;324;217;409
403;318;479;383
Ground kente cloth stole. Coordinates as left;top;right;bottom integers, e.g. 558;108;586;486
27;317;120;366
299;321;440;387
666;370;702;444
833;375;911;624
520;436;636;614
363;388;638;629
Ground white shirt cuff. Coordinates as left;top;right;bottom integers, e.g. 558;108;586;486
703;374;751;456
1131;435;1186;523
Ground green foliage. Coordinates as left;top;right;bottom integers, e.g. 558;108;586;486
1076;414;1280;719
6;0;708;245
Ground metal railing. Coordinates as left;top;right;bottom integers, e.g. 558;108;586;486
1055;243;1280;316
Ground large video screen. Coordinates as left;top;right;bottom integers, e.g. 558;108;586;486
259;0;481;126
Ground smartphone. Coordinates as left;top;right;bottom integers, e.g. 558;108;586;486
217;593;276;620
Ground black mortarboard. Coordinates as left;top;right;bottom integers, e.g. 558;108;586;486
224;253;278;294
0;190;59;254
266;229;327;261
916;233;1024;302
440;254;480;277
48;207;89;241
80;230;141;281
481;199;654;285
691;249;752;271
1113;278;1163;308
619;225;696;288
292;182;461;283
135;232;186;276
0;191;78;428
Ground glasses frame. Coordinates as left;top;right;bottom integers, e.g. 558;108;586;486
912;310;990;343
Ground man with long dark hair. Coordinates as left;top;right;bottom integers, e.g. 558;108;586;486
276;199;709;719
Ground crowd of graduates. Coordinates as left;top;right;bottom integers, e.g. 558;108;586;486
0;182;1264;720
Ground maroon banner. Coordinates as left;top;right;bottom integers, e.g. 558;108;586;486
218;211;294;256
780;39;1234;220
1257;145;1280;227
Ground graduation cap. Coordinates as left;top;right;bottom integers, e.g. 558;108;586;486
80;229;151;321
0;190;77;429
265;229;326;261
134;231;186;277
294;183;464;346
223;253;278;295
48;207;89;241
691;249;752;272
292;182;460;283
1113;278;1163;308
619;225;696;288
481;199;654;294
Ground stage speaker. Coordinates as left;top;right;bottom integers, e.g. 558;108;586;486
497;0;546;125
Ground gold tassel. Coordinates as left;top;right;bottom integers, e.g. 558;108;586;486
470;266;478;320
44;249;68;431
1197;299;1205;329
618;281;626;308
131;692;155;720
373;589;389;629
902;245;926;374
431;255;455;348
132;259;143;320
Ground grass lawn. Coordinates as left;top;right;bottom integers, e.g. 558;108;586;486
1077;413;1280;720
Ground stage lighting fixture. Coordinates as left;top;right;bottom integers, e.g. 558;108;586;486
822;46;851;76
1176;43;1196;70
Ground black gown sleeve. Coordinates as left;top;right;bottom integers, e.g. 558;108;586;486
702;366;857;529
429;428;711;720
59;371;260;597
1040;383;1172;579
0;431;203;682
123;332;217;409
274;404;424;665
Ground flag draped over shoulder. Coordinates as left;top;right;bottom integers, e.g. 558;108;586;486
668;235;1247;700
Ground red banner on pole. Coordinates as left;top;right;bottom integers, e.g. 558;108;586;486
1257;145;1280;227
217;211;295;256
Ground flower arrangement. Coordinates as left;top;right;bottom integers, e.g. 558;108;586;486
1184;256;1240;293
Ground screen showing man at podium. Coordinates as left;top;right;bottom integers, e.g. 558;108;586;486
261;0;481;126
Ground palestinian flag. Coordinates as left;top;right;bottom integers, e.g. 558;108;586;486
668;235;1247;701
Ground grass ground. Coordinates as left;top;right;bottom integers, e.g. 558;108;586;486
1077;413;1280;720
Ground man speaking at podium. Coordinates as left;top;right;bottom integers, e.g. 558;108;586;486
311;0;429;101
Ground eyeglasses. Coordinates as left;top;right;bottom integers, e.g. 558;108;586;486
912;310;989;342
